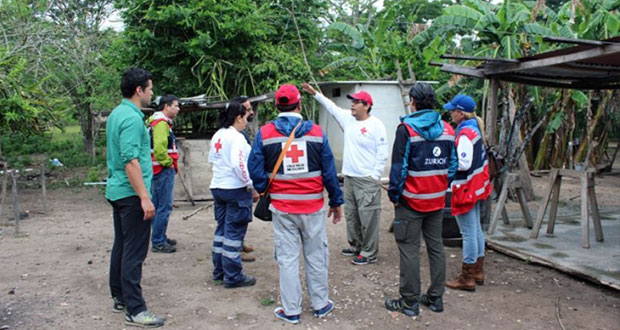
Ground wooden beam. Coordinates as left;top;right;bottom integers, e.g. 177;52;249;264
438;63;486;78
542;36;616;46
483;43;620;75
440;54;520;63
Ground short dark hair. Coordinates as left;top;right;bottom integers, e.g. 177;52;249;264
276;102;299;112
121;67;153;98
158;94;179;111
408;82;436;110
217;101;247;128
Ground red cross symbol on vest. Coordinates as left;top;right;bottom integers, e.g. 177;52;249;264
214;138;222;153
361;127;367;134
286;144;305;163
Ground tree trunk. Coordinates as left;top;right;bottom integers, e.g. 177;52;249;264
81;106;96;159
575;91;608;165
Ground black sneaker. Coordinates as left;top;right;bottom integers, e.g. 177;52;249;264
152;242;176;253
112;296;125;313
341;248;360;256
224;275;256;288
351;255;378;265
419;294;444;313
166;238;177;246
384;297;419;317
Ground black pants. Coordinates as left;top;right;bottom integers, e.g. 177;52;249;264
108;196;151;316
393;205;446;300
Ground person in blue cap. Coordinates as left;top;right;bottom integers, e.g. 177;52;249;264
443;94;492;291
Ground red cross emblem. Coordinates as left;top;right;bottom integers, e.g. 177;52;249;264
286;144;305;163
361;127;367;134
214;138;222;153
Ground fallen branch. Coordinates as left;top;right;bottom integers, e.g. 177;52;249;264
182;203;213;221
556;297;567;330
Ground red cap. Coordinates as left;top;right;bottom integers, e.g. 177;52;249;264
347;91;373;106
275;84;301;106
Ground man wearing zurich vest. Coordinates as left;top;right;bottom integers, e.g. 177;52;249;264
248;84;344;324
301;83;389;266
385;82;457;317
444;94;492;291
148;94;180;253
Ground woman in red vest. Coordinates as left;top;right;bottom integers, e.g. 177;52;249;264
444;94;492;292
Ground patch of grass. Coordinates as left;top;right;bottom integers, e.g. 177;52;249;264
48;125;82;143
2;130;105;170
260;297;275;306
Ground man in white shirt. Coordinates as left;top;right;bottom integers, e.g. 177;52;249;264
302;83;389;265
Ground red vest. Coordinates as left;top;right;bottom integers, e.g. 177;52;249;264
450;127;492;216
261;123;325;214
149;114;179;175
401;123;455;213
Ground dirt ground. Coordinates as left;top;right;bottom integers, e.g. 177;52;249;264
1;172;619;330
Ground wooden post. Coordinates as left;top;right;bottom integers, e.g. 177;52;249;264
0;162;7;217
587;173;603;242
545;171;563;234
11;170;19;236
40;163;47;213
531;168;559;238
488;174;512;234
486;79;499;145
580;172;590;248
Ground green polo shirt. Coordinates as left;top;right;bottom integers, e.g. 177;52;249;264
105;99;153;201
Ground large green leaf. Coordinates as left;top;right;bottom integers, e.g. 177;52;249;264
328;22;365;50
547;111;565;132
443;5;483;22
464;0;494;16
320;56;358;75
524;23;554;37
570;90;589;108
604;12;620;36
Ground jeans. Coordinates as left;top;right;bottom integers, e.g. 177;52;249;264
151;167;175;246
455;200;485;264
211;188;253;285
108;196;151;316
393;205;445;299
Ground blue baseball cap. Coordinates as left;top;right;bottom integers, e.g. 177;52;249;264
443;94;476;113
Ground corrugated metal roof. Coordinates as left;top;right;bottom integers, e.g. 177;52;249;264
437;36;620;89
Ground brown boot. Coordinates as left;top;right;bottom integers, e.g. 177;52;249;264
242;244;254;253
473;257;484;285
446;263;476;291
241;251;255;262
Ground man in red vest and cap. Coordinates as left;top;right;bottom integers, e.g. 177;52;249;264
249;84;343;324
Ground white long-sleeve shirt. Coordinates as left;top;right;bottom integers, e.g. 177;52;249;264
313;93;389;180
208;127;252;189
456;135;474;171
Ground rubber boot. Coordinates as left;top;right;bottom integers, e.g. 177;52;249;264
473;257;484;285
446;263;476;291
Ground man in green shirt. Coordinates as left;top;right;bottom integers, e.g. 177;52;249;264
106;67;165;328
